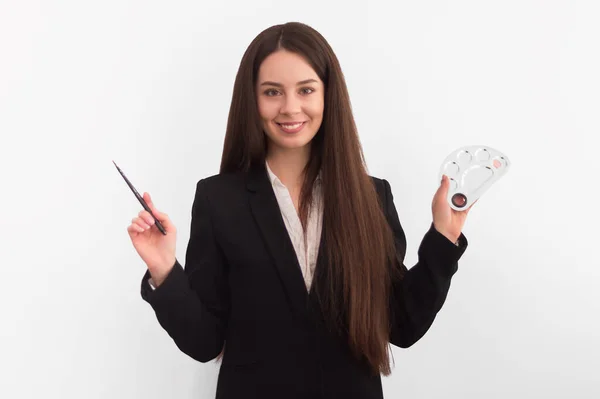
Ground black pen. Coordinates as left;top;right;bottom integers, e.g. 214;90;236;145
113;160;167;235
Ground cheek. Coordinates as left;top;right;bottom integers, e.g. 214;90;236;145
256;100;267;120
257;100;278;122
307;101;324;121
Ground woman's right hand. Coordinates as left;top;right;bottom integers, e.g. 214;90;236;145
127;192;177;287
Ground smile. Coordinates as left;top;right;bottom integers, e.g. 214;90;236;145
275;121;306;133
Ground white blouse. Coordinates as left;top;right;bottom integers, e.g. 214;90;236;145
265;161;323;291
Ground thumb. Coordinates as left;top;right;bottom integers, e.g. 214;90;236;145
144;192;166;221
144;192;156;212
436;175;449;199
144;192;171;225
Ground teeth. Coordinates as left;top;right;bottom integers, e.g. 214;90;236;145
279;122;303;129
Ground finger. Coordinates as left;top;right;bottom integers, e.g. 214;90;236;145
142;193;168;223
137;210;156;226
128;222;146;233
135;219;150;231
433;175;449;204
144;209;173;233
150;209;168;227
140;195;173;232
152;207;169;223
440;175;449;192
127;224;145;234
133;216;151;230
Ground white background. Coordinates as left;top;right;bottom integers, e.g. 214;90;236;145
1;0;598;397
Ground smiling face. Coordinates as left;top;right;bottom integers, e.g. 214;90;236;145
256;50;325;158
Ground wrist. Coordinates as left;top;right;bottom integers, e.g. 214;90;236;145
433;224;460;244
148;258;176;287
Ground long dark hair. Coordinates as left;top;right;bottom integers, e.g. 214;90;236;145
219;22;402;376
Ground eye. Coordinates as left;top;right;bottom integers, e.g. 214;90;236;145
300;87;315;95
264;88;280;96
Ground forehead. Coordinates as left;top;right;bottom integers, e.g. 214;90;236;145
257;50;321;84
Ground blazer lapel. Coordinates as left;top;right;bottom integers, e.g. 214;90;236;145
246;163;313;320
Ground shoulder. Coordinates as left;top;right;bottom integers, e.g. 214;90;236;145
368;175;390;199
198;171;245;188
192;171;247;202
188;172;249;219
369;175;385;187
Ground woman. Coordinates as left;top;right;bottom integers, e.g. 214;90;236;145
128;22;472;399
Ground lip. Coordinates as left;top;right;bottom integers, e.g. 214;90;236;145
275;121;307;134
275;121;307;125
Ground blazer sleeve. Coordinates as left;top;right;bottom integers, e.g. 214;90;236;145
140;178;229;362
381;178;468;348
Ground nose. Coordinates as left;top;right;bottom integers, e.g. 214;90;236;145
280;94;301;115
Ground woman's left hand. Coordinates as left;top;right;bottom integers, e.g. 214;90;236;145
431;175;476;243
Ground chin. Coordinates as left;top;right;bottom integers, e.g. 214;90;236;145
265;125;315;147
271;139;313;151
266;134;313;151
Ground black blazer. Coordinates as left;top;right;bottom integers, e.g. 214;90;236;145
141;163;468;399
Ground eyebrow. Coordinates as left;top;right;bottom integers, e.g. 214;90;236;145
260;79;319;87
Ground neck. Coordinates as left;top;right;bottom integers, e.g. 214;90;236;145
266;145;311;189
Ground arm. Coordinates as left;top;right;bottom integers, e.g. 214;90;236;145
381;178;468;348
140;178;230;362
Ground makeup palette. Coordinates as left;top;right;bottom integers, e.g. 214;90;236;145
438;145;510;211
